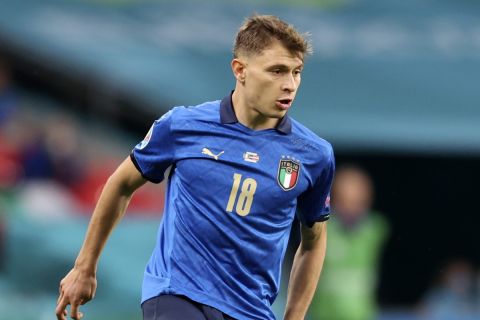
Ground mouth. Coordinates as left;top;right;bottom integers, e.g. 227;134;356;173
276;98;293;110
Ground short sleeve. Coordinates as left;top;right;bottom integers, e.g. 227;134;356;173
296;147;335;227
130;109;176;183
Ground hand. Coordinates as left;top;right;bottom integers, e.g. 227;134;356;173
55;267;97;320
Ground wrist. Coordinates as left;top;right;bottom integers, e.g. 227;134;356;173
74;259;97;276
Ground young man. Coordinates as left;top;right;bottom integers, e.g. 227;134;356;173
56;14;335;320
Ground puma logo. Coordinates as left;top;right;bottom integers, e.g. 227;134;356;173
202;148;224;160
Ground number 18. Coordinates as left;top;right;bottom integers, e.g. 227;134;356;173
226;173;257;216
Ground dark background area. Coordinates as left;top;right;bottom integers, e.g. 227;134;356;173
0;41;158;135
337;152;480;306
284;151;480;308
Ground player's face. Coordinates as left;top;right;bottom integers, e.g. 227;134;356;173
243;41;304;120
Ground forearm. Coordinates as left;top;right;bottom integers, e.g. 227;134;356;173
284;222;327;320
74;179;132;272
74;159;145;274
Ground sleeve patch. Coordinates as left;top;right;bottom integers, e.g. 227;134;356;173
136;124;153;150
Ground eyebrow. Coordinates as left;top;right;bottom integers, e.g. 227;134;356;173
267;63;304;70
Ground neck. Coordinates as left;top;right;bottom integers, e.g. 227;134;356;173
231;89;280;131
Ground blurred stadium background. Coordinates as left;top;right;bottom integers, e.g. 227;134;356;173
1;0;479;319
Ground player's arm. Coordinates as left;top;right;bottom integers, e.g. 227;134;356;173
283;221;327;320
56;156;147;320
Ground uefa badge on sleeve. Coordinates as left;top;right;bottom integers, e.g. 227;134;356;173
137;124;153;150
277;158;300;191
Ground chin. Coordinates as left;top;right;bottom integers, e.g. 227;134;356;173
256;106;287;119
274;110;288;118
263;112;284;119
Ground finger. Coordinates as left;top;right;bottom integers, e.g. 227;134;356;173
57;291;64;305
70;301;82;320
55;296;68;320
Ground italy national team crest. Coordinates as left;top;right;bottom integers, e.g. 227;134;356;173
277;158;300;191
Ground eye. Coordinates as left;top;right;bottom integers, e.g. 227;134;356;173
272;69;281;75
294;69;302;76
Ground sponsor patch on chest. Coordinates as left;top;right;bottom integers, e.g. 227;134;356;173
243;151;260;163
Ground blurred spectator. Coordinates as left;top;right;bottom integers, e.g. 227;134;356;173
419;259;478;320
18;112;84;185
0;56;86;218
43;113;85;187
308;164;389;320
0;56;162;217
15;112;88;219
20;119;55;181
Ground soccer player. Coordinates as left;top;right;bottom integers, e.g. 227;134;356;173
56;14;335;320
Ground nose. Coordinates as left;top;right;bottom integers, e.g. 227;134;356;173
281;73;297;92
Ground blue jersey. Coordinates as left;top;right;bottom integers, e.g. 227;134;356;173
131;93;335;320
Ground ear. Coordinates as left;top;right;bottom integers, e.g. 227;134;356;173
231;58;246;83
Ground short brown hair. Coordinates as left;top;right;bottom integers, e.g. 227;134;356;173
233;14;313;59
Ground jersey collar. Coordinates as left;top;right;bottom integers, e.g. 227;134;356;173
220;92;292;134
